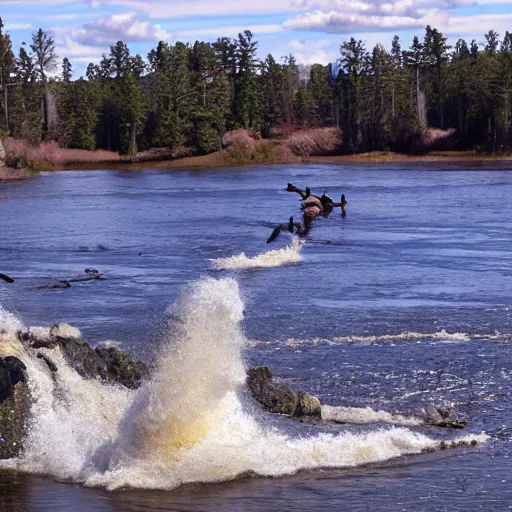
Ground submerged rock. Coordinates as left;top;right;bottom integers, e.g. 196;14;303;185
0;357;30;459
247;366;321;417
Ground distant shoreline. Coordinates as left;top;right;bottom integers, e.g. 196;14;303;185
2;150;512;180
128;150;512;170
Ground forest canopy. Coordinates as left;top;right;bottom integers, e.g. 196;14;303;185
1;19;512;156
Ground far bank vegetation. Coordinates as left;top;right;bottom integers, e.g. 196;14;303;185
1;18;512;170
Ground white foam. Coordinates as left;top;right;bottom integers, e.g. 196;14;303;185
283;330;471;346
0;281;489;491
27;326;52;343
50;323;81;339
322;405;423;426
210;238;303;270
0;306;24;340
0;306;24;356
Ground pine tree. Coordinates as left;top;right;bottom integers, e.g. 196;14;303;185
234;30;259;128
62;57;72;83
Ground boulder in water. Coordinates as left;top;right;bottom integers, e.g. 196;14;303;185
95;345;149;389
0;357;30;459
19;326;58;349
54;327;148;389
247;366;321;417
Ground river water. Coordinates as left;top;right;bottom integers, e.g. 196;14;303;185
0;163;511;511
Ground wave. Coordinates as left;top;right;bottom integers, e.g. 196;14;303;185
0;280;488;491
280;330;474;346
210;238;303;270
322;405;422;426
278;330;512;346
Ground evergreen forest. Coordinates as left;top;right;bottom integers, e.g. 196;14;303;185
1;18;512;156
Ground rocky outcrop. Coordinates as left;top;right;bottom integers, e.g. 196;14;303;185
0;357;30;459
18;323;149;389
247;366;321;417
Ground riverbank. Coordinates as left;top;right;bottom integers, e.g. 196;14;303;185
3;147;512;179
0;166;29;181
144;149;512;170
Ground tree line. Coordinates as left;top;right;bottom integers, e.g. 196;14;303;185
1;18;512;156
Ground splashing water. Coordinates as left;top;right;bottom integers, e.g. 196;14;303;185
0;279;488;491
210;238;303;270
321;405;423;427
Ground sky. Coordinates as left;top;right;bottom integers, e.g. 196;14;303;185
2;0;512;77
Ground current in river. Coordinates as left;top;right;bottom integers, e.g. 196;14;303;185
0;163;511;511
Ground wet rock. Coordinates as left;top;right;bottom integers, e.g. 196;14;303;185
34;270;104;290
247;366;321;417
424;404;468;429
95;346;149;389
19;326;57;349
0;357;30;459
55;329;148;389
37;353;58;373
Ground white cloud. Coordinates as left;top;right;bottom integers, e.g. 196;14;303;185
72;11;173;45
284;8;448;33
0;0;76;4
176;24;283;38
103;0;296;18
283;0;482;33
4;23;33;30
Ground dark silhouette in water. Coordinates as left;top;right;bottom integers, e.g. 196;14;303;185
0;273;14;283
267;184;347;243
266;216;310;243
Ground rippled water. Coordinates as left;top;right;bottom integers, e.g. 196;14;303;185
1;163;512;510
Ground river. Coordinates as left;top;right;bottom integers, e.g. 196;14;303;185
0;163;511;511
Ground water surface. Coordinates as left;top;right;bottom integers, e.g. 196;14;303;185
0;163;511;510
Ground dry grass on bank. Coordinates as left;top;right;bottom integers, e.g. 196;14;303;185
284;127;342;157
4;138;123;171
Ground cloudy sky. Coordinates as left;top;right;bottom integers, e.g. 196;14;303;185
2;0;512;76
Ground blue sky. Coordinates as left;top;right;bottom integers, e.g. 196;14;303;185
2;0;512;77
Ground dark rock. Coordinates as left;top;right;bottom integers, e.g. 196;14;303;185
57;336;104;379
19;328;58;349
246;366;321;417
0;273;14;283
0;357;26;403
37;353;58;373
95;346;149;389
0;357;30;459
56;333;148;389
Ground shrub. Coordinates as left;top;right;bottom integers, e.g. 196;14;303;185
285;127;342;157
4;138;122;170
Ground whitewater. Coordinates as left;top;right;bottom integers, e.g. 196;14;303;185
0;278;488;491
210;238;303;270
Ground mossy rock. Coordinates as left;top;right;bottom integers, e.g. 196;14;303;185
56;335;148;389
95;346;149;389
247;366;321;417
0;357;30;459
